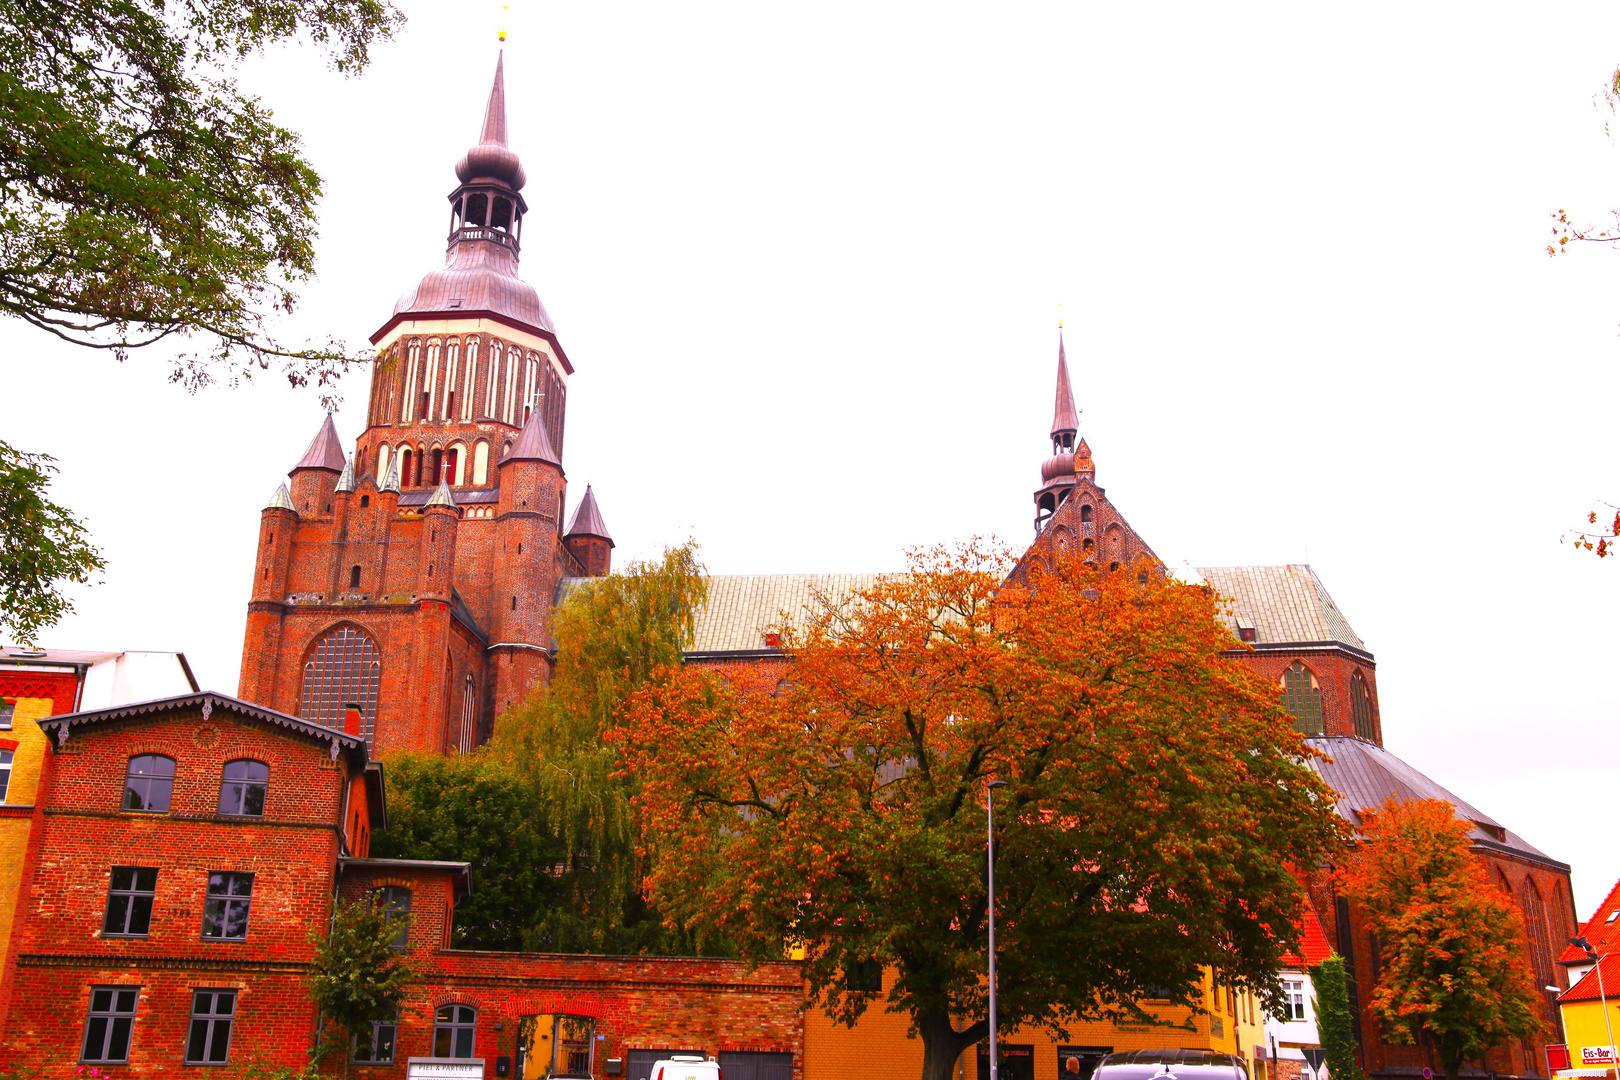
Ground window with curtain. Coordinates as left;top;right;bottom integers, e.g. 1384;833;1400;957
1280;662;1323;736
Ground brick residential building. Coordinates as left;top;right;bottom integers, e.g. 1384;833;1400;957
0;692;803;1075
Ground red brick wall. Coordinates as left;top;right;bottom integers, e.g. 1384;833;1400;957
0;669;83;716
1;705;353;1072
1228;649;1381;744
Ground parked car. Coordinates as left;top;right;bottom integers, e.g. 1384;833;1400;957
1091;1049;1250;1080
650;1056;722;1080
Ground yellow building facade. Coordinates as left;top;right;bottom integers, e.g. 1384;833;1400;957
0;693;53;973
805;968;1269;1080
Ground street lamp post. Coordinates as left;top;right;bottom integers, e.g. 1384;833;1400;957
1569;936;1618;1074
988;780;1008;1080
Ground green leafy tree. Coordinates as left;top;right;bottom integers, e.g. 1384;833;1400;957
1338;798;1546;1080
616;544;1346;1080
1309;953;1363;1080
378;543;715;954
307;895;417;1079
0;440;104;644
369;751;563;951
0;0;401;388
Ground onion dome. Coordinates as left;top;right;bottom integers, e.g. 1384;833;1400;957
455;52;526;190
1040;452;1076;484
564;484;613;545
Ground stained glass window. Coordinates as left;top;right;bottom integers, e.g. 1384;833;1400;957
1281;662;1323;736
300;627;381;745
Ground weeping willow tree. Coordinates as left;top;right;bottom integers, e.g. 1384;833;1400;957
379;541;713;954
489;539;711;953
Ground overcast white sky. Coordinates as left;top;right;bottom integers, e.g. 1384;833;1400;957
6;2;1620;917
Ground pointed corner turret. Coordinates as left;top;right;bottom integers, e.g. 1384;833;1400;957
264;484;295;512
564;485;613;545
501;404;562;468
378;455;401;494
563;484;614;578
334;455;356;494
1050;332;1079;454
425;478;459;511
291;414;347;475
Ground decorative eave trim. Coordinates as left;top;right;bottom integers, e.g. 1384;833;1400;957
1222;640;1376;665
15;952;311;974
369;310;573;375
39;691;367;762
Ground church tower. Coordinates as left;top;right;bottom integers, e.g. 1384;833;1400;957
238;53;614;754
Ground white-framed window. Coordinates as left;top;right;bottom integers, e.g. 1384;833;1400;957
0;748;12;803
1;696;14;728
1283;978;1306;1020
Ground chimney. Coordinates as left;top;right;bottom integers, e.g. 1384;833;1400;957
343;706;362;737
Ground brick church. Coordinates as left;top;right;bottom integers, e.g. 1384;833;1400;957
144;46;1576;1080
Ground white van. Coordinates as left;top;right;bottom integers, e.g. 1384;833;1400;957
651;1056;722;1080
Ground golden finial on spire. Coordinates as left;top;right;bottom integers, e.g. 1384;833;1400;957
1057;302;1063;330
497;2;510;41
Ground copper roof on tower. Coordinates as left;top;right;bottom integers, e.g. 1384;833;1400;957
564;485;612;543
291;414;347;473
501;403;561;467
387;52;556;337
1052;334;1079;440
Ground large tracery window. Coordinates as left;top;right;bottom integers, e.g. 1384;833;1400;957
456;675;477;754
1281;661;1323;736
300;627;381;745
1351;670;1376;741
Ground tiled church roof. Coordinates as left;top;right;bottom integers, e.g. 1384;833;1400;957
1197;564;1365;651
559;565;1367;658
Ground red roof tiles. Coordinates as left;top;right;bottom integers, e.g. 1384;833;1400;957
1560;875;1620;965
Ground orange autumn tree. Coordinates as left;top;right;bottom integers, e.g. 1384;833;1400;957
614;543;1343;1080
1338;798;1546;1080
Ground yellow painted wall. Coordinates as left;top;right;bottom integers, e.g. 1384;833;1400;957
1561;998;1620;1070
0;696;52;973
805;969;1256;1080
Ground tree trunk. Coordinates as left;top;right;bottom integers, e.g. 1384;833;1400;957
919;1007;986;1080
1440;1043;1465;1080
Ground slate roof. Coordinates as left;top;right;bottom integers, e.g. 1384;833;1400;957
1197;565;1365;652
1305;736;1565;869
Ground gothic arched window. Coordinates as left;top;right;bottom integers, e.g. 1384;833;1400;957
300;626;381;745
1351;670;1376;741
1518;876;1557;999
1281;661;1323;736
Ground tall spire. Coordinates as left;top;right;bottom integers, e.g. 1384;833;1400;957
455;52;526;190
480;51;509;148
1051;332;1079;454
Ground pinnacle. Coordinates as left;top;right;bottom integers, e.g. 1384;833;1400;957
565;484;613;544
292;414;347;474
334;455;356;494
1052;333;1079;441
502;404;561;467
